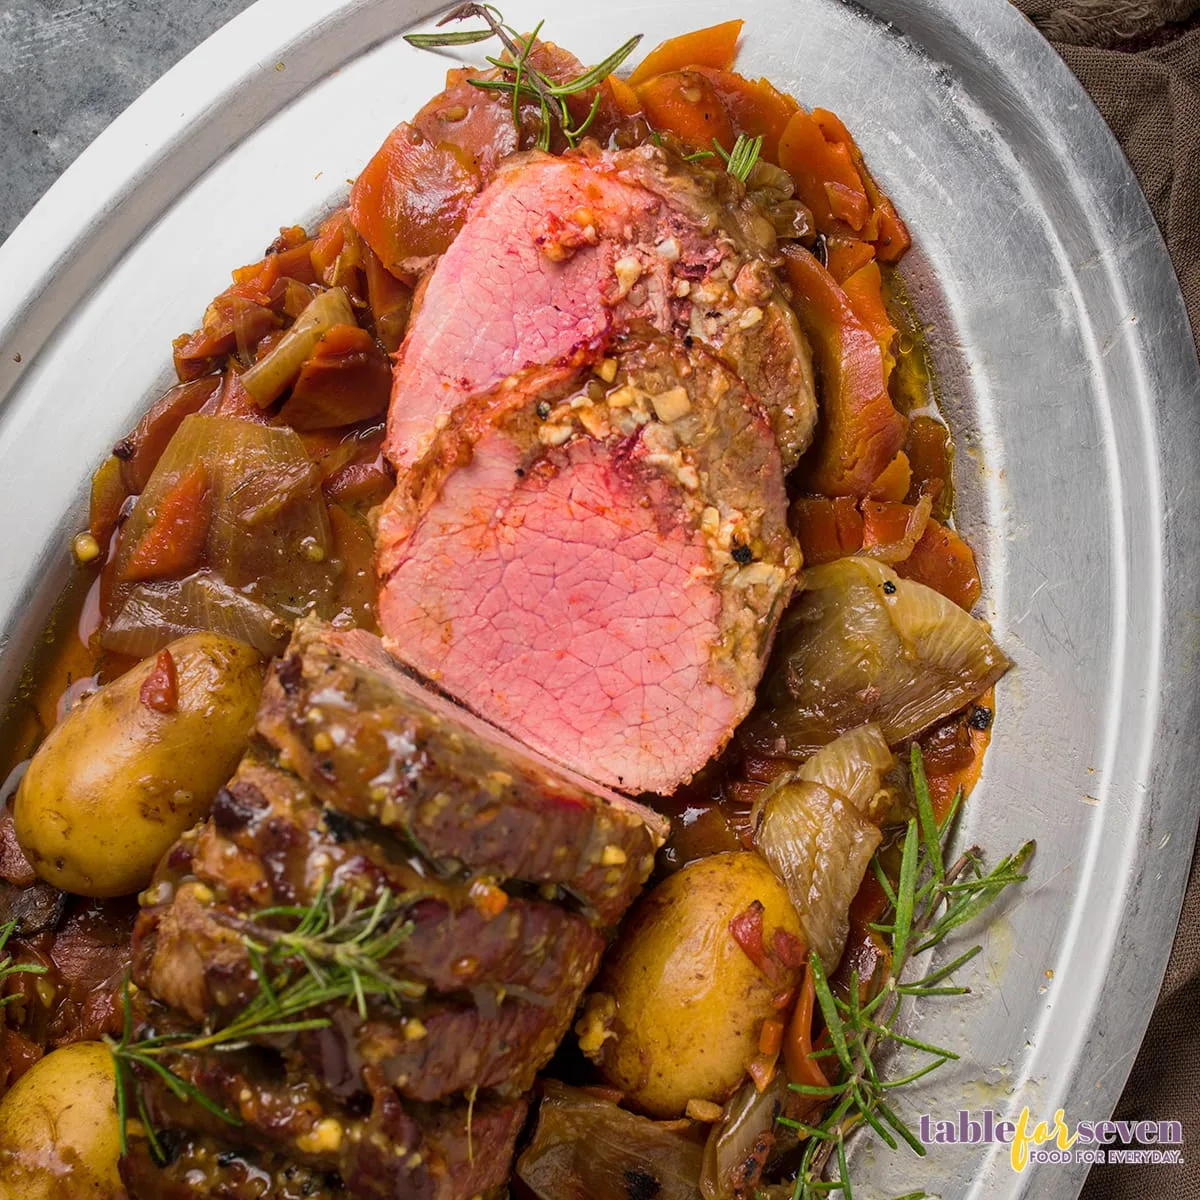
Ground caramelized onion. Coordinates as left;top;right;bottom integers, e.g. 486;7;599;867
700;1072;787;1200
754;726;893;968
518;1081;705;1200
103;415;334;653
239;285;355;407
743;556;1009;758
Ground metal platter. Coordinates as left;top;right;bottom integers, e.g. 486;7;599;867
0;1;1196;1196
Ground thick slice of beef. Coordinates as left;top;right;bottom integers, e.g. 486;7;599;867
134;762;604;1022
313;983;580;1101
378;330;800;795
126;1030;525;1200
258;619;666;921
386;143;817;475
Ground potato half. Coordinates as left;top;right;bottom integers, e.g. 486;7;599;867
580;851;803;1118
0;1042;122;1200
15;631;262;897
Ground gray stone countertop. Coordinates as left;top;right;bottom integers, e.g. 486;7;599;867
0;0;255;244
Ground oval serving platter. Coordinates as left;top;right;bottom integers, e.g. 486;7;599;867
0;2;1197;1197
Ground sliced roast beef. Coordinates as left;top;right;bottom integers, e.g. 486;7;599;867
258;619;666;921
314;985;580;1101
124;1029;526;1200
128;619;662;1199
378;330;800;795
385;143;817;476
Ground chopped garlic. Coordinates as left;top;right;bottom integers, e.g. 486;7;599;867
538;423;573;447
651;386;692;423
297;1119;344;1155
72;532;101;564
607;384;641;409
600;844;627;866
613;255;642;300
595;357;618;383
656;236;681;262
737;305;765;331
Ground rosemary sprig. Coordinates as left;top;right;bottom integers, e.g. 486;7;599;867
106;884;415;1160
0;918;48;1005
712;132;765;182
780;744;1035;1199
404;4;641;150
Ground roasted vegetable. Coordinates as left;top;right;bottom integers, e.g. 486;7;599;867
517;1081;705;1200
700;1070;789;1200
744;556;1009;758
579;852;803;1118
753;726;893;967
14;634;261;897
782;245;905;497
276;323;392;430
626;20;743;86
0;1042;122;1198
239;286;356;408
103;415;335;656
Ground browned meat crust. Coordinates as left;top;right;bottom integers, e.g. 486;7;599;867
257;621;666;923
126;622;662;1199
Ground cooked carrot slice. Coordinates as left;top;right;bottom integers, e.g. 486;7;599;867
896;518;983;610
635;70;737;152
120;464;211;583
782;246;905;496
626;19;744;86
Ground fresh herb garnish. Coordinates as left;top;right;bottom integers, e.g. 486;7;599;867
107;883;415;1160
713;132;764;183
404;4;641;151
780;744;1034;1199
0;918;48;1005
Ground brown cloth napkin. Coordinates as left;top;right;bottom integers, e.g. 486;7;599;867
1011;3;1200;1197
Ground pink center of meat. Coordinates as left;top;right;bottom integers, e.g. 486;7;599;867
379;433;738;794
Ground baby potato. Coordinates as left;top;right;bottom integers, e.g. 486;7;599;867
0;1042;122;1199
580;851;803;1118
15;632;262;898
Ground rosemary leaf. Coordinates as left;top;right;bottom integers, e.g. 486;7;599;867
548;34;642;95
809;955;854;1075
910;944;982;988
836;1134;853;1200
875;1099;927;1156
891;818;920;967
911;742;943;883
779;1116;838;1141
403;28;496;47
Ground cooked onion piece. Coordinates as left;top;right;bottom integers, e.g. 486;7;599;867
743;556;1009;758
517;1081;707;1200
103;414;335;656
239;285;355;407
753;725;893;968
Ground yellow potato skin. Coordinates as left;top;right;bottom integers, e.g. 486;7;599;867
590;851;803;1118
0;1042;123;1200
14;632;262;898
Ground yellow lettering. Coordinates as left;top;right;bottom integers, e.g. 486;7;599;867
1032;1121;1052;1146
1010;1107;1033;1172
1055;1109;1079;1150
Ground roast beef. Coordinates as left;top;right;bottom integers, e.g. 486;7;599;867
136;765;604;1023
378;329;800;794
122;1031;527;1200
258;619;666;920
127;620;662;1200
386;143;816;475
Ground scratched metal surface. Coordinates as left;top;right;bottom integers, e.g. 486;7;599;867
0;2;1197;1197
